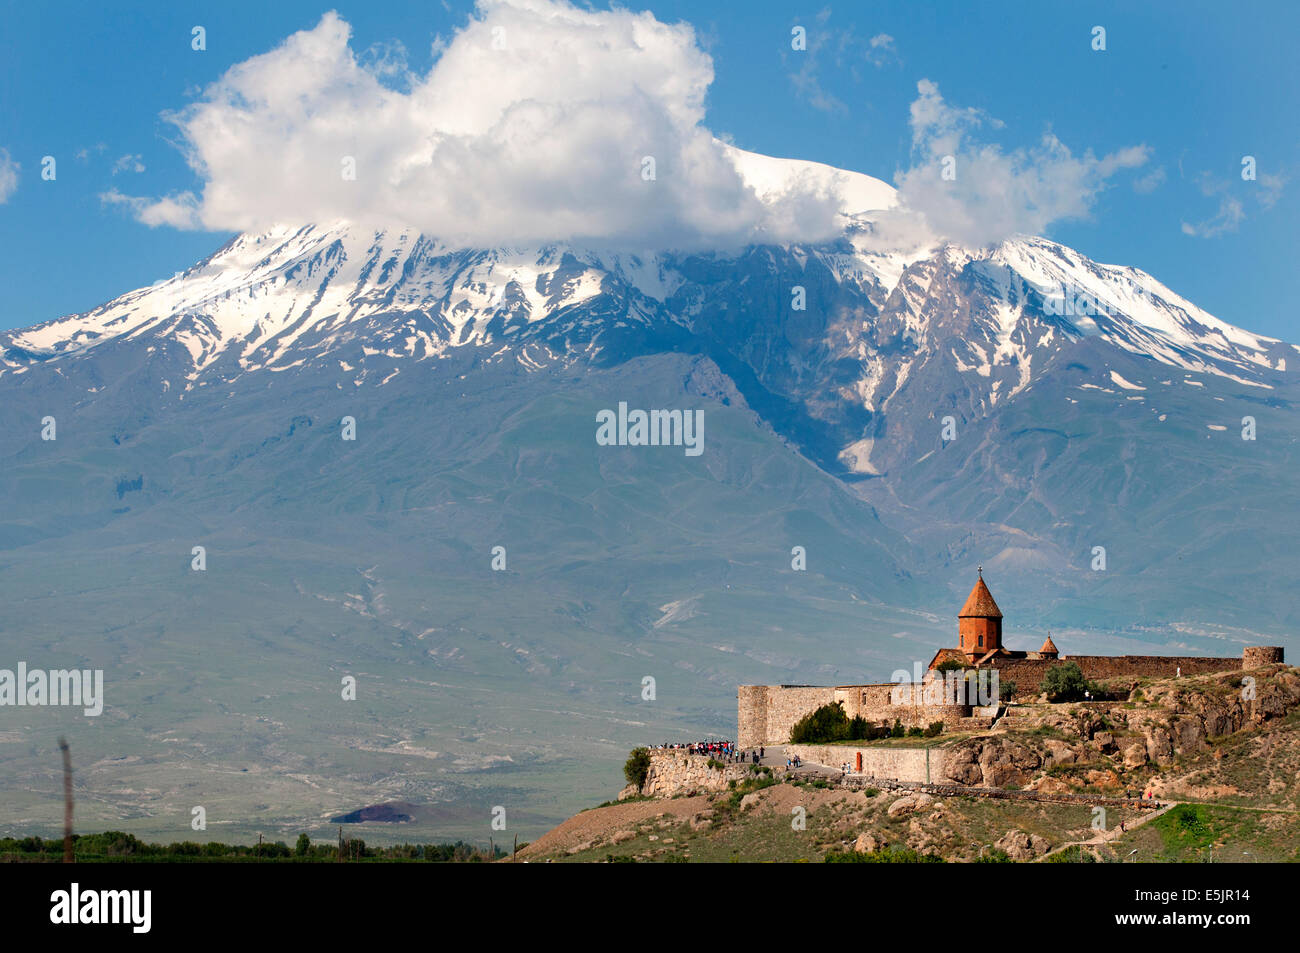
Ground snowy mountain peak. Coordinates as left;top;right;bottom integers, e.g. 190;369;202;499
2;152;1293;422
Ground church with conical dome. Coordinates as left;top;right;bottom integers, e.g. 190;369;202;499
927;569;1061;669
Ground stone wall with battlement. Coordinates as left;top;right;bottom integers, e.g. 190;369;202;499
739;647;1284;747
738;685;836;749
992;655;1242;698
738;682;981;747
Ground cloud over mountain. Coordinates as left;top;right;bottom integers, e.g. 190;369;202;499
114;0;845;249
894;79;1151;248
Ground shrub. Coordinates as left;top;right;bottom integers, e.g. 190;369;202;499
934;659;966;673
789;701;852;744
1047;845;1097;863
623;747;652;789
923;721;944;738
998;680;1017;702
1040;662;1100;702
825;847;944;863
890;719;905;738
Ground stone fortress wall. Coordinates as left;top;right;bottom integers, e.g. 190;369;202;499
987;653;1243;698
738;647;1284;749
637;750;753;797
738;680;990;749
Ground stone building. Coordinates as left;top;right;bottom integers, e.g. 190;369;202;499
737;570;1285;749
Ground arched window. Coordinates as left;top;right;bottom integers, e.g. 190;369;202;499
978;635;984;647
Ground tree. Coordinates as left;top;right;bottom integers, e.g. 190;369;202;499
623;747;652;789
998;679;1017;702
1040;662;1096;702
295;833;311;857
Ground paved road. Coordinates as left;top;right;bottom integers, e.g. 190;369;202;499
750;745;844;779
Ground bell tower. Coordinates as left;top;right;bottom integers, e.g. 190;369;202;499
958;567;1003;661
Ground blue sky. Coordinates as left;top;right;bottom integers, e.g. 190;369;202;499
1;0;1296;338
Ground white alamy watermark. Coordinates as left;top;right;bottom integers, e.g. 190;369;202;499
50;883;151;933
595;402;703;457
0;663;103;716
889;664;999;707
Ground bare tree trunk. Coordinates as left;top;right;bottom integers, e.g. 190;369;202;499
58;737;73;863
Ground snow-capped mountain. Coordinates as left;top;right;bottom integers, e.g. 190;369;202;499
2;147;1297;633
4;149;1293;485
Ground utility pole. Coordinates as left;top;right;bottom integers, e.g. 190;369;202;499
58;737;73;864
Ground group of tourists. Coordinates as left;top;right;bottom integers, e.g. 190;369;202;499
649;741;766;764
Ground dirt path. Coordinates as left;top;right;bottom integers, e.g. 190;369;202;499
1037;800;1178;861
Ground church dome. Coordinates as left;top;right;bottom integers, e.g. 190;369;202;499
958;572;1002;618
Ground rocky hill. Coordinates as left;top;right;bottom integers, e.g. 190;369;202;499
515;666;1300;862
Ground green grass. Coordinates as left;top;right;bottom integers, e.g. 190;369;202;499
1111;803;1300;863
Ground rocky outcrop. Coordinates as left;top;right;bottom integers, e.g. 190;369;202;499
637;751;755;797
886;792;934;818
943;738;1042;787
994;830;1051;861
853;833;882;853
1126;668;1300;765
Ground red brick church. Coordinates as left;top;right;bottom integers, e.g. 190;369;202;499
925;568;1282;686
927;567;1059;670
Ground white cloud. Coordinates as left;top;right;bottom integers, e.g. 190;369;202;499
1180;169;1285;238
102;188;201;228
786;15;900;114
1181;197;1243;238
111;154;146;175
1255;171;1286;210
866;33;900;68
1133;166;1166;194
892;79;1151;248
0;148;19;203
113;0;844;250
